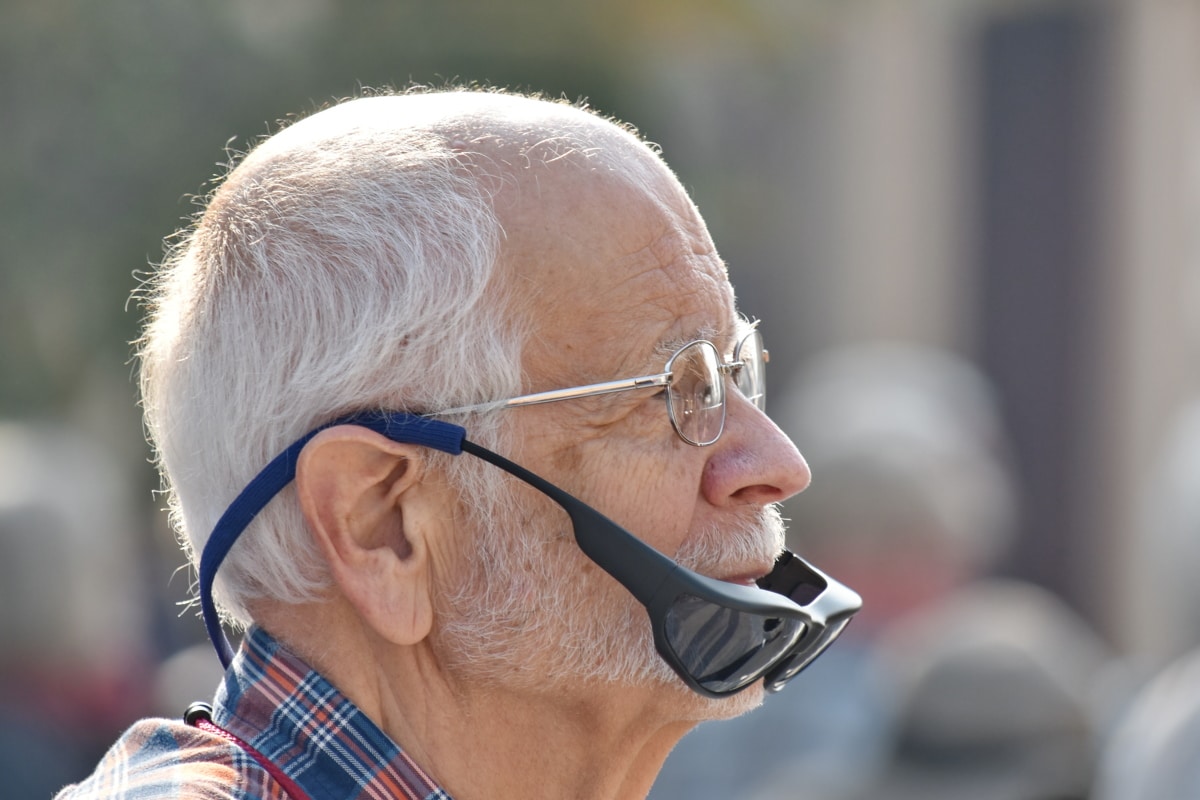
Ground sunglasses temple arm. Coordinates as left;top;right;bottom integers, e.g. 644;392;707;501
199;428;328;668
460;439;678;604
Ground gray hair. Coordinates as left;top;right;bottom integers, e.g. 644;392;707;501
137;94;527;627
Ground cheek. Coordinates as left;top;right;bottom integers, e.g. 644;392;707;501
534;399;707;558
582;442;702;558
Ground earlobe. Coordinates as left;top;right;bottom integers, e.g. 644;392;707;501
296;425;435;646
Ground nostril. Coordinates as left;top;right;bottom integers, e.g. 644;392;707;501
733;466;809;505
703;444;810;507
730;484;789;506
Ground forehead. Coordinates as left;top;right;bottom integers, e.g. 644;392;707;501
495;157;736;381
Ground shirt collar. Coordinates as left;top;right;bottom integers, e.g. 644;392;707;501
213;626;453;800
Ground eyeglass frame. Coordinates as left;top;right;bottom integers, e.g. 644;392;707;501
434;328;768;447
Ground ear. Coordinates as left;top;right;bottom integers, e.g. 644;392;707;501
296;424;435;646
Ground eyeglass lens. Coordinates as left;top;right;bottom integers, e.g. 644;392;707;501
667;341;726;445
666;331;767;447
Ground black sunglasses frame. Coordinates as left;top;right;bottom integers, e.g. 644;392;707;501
198;411;860;697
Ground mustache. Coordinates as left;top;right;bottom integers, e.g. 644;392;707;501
672;505;788;576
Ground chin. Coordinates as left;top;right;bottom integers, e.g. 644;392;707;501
668;677;766;723
712;682;767;720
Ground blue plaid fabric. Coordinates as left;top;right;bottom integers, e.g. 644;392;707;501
56;627;453;799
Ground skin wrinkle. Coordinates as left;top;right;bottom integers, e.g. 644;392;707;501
548;408;690;526
526;283;742;562
578;230;723;383
530;233;718;484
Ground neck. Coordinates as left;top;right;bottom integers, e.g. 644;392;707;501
256;600;740;800
393;680;695;800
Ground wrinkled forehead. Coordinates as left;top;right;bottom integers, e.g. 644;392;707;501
483;133;735;381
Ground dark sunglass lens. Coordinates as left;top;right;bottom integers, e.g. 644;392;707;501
763;617;851;693
664;593;806;694
668;342;725;445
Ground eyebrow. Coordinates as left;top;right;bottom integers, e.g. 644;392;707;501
654;324;719;361
654;316;758;362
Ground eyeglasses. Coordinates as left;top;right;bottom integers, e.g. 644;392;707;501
198;412;861;698
436;329;768;447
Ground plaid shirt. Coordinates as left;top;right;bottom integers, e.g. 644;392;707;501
56;627;453;800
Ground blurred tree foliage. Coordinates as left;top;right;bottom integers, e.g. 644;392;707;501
0;0;829;424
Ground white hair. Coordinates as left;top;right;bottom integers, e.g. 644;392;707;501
138;95;528;628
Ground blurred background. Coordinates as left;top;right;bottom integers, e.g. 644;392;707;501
2;0;1199;797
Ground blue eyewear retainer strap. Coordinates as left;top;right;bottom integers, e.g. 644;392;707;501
198;412;466;668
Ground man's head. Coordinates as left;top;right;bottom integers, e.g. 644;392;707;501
139;89;815;712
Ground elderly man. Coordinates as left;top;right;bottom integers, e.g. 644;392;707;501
59;89;859;800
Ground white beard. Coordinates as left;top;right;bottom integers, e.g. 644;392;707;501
433;486;787;719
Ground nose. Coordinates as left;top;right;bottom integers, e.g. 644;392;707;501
701;392;811;507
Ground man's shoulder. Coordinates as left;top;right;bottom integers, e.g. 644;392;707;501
55;717;283;800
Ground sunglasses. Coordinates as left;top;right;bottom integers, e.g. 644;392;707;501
437;328;767;447
199;412;861;697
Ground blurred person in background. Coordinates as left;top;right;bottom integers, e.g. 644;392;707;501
0;422;152;799
774;343;1019;636
1133;401;1200;661
56;88;860;800
1092;647;1200;800
836;578;1109;800
652;342;1027;800
1088;400;1200;800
